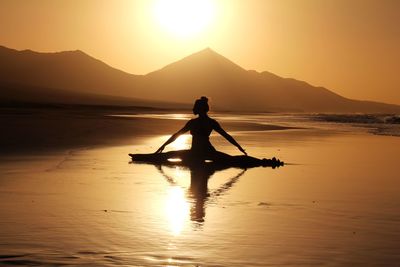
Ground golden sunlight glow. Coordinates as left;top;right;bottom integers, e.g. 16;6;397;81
153;0;216;38
170;134;190;151
152;134;190;154
170;114;190;120
165;186;189;235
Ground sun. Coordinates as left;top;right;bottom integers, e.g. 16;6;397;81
153;0;216;38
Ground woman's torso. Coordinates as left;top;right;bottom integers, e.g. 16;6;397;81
189;117;216;154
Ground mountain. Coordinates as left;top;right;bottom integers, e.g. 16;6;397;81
1;45;399;113
0;45;140;96
0;45;184;108
141;48;400;112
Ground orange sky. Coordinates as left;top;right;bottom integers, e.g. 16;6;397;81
1;0;399;104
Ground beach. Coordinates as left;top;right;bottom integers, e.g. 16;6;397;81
1;109;400;266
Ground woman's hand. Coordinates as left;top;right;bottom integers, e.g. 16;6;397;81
239;147;247;155
155;145;165;154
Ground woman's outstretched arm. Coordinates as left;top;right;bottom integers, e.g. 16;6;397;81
213;121;247;155
155;121;191;153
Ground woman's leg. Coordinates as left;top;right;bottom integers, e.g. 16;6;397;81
208;151;233;163
209;151;270;167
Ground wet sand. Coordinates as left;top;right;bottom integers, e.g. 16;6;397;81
0;110;400;266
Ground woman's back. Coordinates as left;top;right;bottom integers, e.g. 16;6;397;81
188;116;217;154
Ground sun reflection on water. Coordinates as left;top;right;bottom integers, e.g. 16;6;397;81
165;186;189;236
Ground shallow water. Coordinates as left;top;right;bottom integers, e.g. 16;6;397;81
1;114;400;266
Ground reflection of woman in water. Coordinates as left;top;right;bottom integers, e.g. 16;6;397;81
157;164;246;224
155;96;247;161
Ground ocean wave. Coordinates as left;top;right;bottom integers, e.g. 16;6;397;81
312;114;400;136
313;114;400;124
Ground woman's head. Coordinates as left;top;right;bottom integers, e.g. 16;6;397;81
193;96;209;115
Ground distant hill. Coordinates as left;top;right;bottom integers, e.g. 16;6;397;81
141;48;400;113
0;46;185;108
0;45;140;96
1;45;399;113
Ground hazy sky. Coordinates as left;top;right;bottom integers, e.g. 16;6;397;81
1;0;399;104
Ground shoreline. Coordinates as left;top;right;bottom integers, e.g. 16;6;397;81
0;107;297;155
3;106;397;156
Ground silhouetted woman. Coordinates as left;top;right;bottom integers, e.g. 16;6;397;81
155;97;245;158
153;96;280;167
130;96;281;167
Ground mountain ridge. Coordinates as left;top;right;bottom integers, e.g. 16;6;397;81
1;45;399;113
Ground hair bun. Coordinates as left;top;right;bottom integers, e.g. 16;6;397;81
193;96;210;114
200;96;208;103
